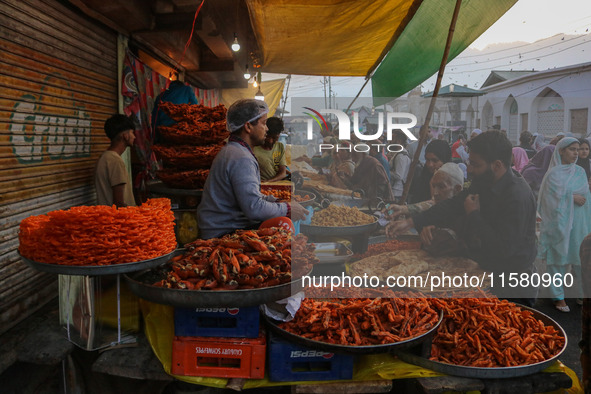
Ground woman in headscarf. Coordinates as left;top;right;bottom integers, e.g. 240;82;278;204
532;133;547;152
408;140;452;203
520;145;555;201
538;137;591;312
576;138;591;180
512;147;529;172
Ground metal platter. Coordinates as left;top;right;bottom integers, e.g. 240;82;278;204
124;267;310;308
263;310;443;355
18;250;176;276
300;220;378;237
146;180;203;197
395;305;567;379
293;192;316;207
313;242;353;264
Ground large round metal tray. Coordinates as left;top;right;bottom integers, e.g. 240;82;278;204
147;180;203;197
264;309;443;355
395;305;567;379
300;220;378;237
18;250;176;276
124;266;311;308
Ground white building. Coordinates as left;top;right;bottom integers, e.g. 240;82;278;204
477;62;591;144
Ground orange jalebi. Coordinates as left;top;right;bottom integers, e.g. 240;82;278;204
19;198;176;266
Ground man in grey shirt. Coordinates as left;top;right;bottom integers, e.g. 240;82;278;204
198;99;308;239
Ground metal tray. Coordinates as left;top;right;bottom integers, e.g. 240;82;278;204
263;310;443;355
124;267;311;308
293;192;316;207
395;305;568;379
147;180;204;196
313;242;353;264
18;250;176;276
300;220;378;237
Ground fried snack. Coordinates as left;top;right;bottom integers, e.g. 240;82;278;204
152;229;313;290
279;296;439;346
159;102;226;123
352;239;421;259
158;121;229;145
261;188;291;201
311;205;374;227
19;198;176;266
153;144;222;169
156;168;209;189
429;297;565;367
349;250;432;280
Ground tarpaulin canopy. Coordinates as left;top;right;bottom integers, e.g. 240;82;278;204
246;0;421;76
221;78;286;117
244;0;516;103
371;0;517;104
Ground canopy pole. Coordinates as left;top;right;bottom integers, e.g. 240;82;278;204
345;77;371;113
399;0;463;204
280;74;291;121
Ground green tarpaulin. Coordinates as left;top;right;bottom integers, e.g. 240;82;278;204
371;0;517;105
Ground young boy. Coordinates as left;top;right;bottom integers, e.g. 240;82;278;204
94;114;136;207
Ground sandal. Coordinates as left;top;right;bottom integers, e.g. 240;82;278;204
555;305;570;312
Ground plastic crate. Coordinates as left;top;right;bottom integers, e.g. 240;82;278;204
174;306;260;338
171;331;266;378
267;334;354;382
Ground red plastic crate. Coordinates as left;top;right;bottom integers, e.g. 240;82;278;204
171;330;266;379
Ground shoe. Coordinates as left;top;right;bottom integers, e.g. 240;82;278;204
555;304;570;312
577;298;584;306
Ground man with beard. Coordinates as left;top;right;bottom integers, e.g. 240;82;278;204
387;130;538;306
198;99;308;239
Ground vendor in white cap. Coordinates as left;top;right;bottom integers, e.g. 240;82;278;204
198;99;308;239
386;162;465;218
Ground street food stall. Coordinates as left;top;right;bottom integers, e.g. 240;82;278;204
2;0;585;393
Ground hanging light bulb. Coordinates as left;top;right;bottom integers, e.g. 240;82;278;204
253;75;258;88
243;65;251;80
254;71;264;100
254;86;264;101
231;33;240;52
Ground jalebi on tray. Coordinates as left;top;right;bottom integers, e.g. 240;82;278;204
156;168;209;189
158;121;229;145
429;296;565;367
153;229;315;290
19;198;176;266
279;296;439;346
159;102;226;123
153;145;222;169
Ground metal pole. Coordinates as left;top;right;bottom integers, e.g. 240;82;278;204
400;0;463;204
280;74;291;121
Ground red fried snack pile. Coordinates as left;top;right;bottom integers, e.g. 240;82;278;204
429;297;565;367
19;198;176;266
154;228;312;290
280;296;439;346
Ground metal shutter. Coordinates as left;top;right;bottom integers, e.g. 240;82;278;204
0;0;117;334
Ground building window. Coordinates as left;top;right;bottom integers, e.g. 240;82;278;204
495;116;501;126
571;108;588;136
521;113;528;131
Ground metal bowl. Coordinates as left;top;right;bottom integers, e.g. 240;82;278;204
300;220;378;238
18;250;176;276
395;305;568;379
264;309;443;355
124;267;310;308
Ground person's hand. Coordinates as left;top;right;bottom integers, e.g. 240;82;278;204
464;194;480;214
294;156;312;164
382;204;408;220
574;194;586;206
420;225;436;246
290;202;309;221
385;218;414;239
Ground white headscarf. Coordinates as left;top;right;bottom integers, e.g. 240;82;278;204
436;162;464;187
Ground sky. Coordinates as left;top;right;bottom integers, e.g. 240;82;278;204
268;0;591;114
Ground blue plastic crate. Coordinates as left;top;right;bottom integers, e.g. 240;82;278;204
267;334;354;382
174;306;260;338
